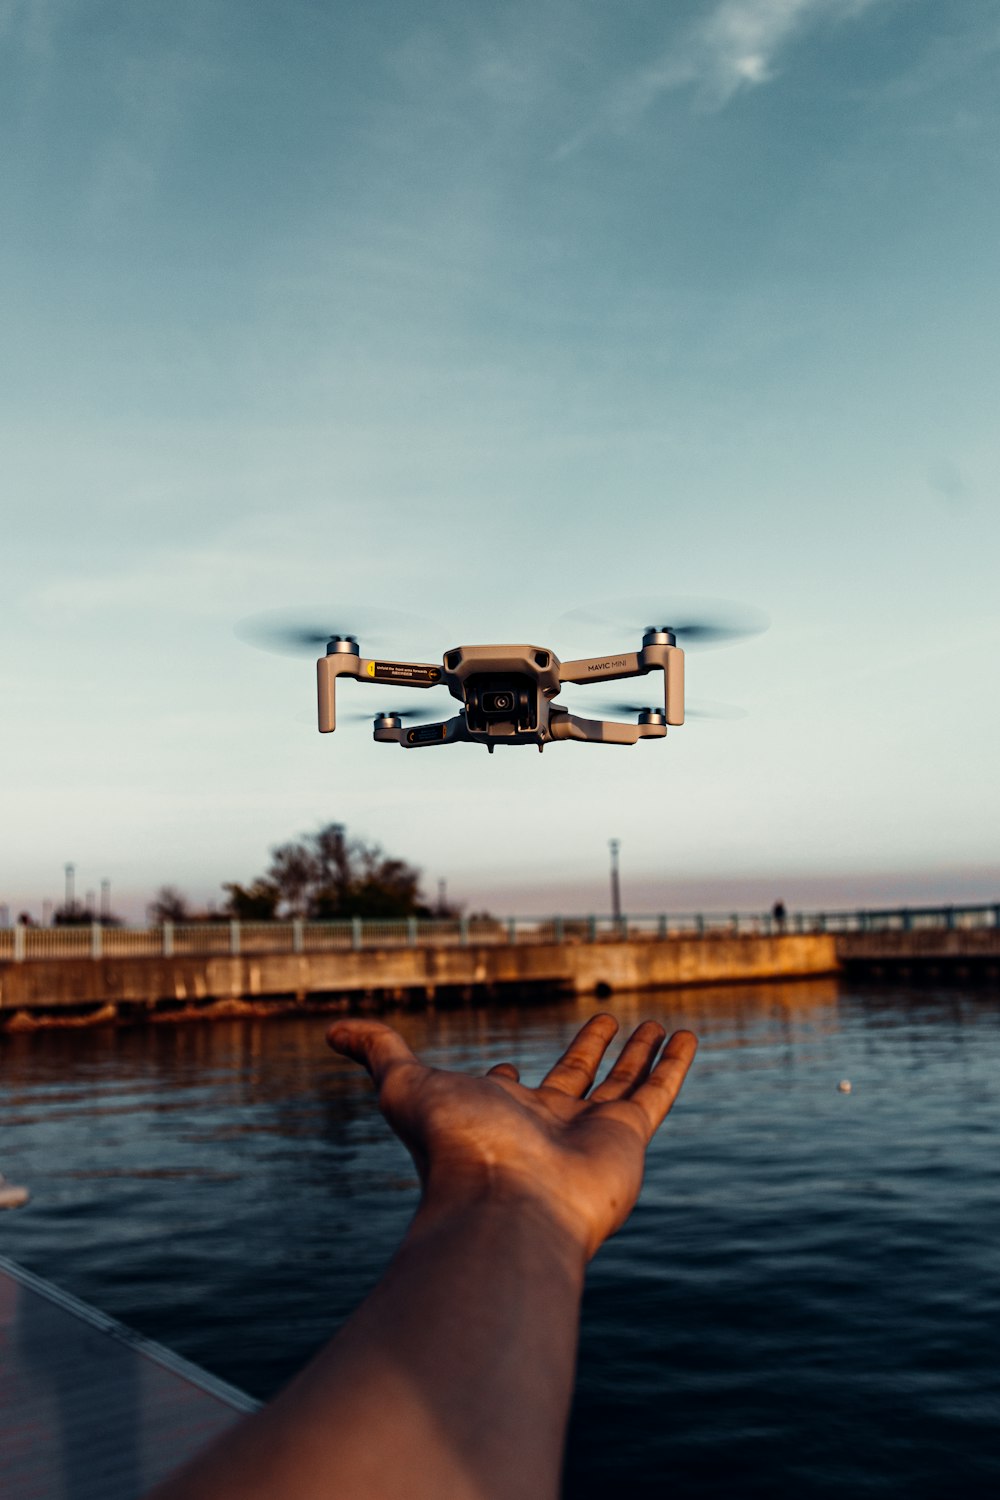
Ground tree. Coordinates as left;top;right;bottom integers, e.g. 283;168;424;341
148;885;192;923
221;880;281;920
53;902;90;927
225;823;440;921
306;823;352;912
266;842;318;917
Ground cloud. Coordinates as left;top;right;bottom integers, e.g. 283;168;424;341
557;0;880;154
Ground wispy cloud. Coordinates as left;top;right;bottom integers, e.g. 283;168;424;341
558;0;879;155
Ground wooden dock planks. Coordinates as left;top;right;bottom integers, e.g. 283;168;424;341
0;1254;258;1498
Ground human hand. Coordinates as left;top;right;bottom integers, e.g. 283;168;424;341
327;1014;696;1261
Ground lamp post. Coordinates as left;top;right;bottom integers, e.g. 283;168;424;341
609;839;622;927
64;863;75;914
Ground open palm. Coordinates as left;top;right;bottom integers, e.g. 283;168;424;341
327;1013;697;1259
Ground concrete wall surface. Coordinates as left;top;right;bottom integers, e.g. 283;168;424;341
0;934;839;1020
837;929;1000;961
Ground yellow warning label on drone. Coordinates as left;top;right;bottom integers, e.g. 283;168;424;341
372;662;441;685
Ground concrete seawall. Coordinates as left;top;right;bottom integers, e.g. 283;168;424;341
0;934;839;1025
837;927;1000;976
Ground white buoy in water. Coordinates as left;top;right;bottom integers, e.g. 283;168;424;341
837;1079;852;1094
0;1174;30;1210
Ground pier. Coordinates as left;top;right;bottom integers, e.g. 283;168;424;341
0;1253;255;1498
0;905;996;1025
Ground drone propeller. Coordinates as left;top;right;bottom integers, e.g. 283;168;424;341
236;605;441;658
343;704;451;725
591;699;748;721
557;595;769;650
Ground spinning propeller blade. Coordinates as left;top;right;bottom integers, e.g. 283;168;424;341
343;704;451;725
595;698;747;721
236;605;441;657
557;595;769;650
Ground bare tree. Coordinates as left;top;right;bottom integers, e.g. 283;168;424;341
148;885;191;923
223;823;435;921
266;842;317;917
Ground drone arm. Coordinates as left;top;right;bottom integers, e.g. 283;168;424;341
548;710;644;746
357;658;445;690
373;715;468;749
317;651;361;733
317;653;444;733
662;646;684;726
558;652;643;686
558;644;684;725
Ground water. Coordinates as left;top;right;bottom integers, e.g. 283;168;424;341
3;980;1000;1497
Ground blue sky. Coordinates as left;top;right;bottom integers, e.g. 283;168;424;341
3;0;999;920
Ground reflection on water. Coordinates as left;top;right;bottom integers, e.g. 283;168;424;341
3;980;1000;1498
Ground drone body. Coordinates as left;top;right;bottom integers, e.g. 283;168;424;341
316;630;684;752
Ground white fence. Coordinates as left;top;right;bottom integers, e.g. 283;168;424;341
0;904;997;963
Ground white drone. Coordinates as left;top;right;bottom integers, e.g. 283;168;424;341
315;631;682;752
242;601;766;754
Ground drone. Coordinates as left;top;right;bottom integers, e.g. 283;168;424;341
241;599;766;753
316;629;684;752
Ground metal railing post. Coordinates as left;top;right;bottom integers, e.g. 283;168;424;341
553;915;564;945
292;918;304;954
731;913;739;935
658;913;667;939
459;915;469;947
91;920;102;960
507;917;516;945
229;920;240;956
588;915;597;942
696;914;705;937
13;923;25;962
352;917;362;951
162;920;174;957
408;916;418;949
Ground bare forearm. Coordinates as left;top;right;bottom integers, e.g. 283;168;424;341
150;1187;587;1500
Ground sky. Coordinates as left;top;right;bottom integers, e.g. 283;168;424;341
2;0;999;920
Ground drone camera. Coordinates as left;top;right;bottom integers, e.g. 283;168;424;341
465;674;538;734
482;689;515;715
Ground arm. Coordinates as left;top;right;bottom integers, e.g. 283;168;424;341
148;1014;697;1500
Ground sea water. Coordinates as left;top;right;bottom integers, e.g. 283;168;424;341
3;979;999;1497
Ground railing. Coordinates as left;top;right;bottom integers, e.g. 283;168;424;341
0;903;997;963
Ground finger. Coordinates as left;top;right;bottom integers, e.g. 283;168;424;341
589;1020;667;1103
486;1062;521;1083
541;1013;620;1098
630;1030;698;1139
325;1019;420;1086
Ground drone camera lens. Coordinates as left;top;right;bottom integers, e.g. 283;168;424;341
482;690;515;714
